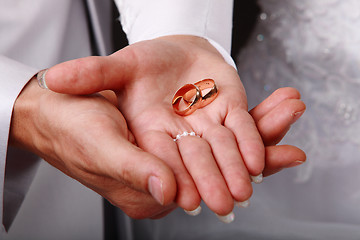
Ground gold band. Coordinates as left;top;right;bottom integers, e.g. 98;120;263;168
172;79;218;116
182;79;218;107
193;79;218;107
172;84;202;116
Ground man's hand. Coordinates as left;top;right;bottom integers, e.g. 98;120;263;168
10;78;178;219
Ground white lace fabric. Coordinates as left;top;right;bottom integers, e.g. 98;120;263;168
236;0;360;232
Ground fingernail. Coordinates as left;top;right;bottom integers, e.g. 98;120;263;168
37;69;49;89
235;199;250;208
148;176;164;205
184;206;202;216
286;160;305;168
216;212;235;223
251;173;263;184
292;110;305;123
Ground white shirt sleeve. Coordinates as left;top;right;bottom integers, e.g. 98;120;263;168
114;0;236;68
0;56;40;232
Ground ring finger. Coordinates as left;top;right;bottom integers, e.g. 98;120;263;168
136;130;201;211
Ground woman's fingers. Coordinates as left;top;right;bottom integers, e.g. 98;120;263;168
203;125;252;202
248;87;306;176
250;87;306;146
176;134;234;216
250;87;302;122
263;145;306;177
135;130;202;212
224;109;265;176
257;99;305;145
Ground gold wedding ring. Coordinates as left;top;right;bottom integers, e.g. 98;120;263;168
172;79;218;116
193;79;218;107
172;84;202;116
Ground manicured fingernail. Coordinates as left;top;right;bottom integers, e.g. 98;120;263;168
251;173;263;184
184;206;202;216
148;176;164;205
37;69;49;89
235;199;250;208
216;212;235;223
286;160;305;168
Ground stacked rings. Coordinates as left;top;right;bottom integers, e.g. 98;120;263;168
172;84;202;116
172;79;218;116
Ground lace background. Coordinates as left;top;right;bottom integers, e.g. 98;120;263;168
238;0;360;230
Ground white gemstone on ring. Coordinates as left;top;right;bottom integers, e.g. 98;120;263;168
173;131;199;142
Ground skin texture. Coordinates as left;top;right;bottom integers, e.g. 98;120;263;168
10;35;306;219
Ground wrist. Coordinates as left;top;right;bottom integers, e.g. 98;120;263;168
9;78;43;152
156;35;236;69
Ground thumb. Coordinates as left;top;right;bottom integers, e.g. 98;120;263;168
100;138;177;206
44;48;136;94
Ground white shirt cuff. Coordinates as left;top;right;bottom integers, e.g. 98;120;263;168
0;56;39;231
114;0;236;68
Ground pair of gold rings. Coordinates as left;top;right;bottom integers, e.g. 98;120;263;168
172;79;218;116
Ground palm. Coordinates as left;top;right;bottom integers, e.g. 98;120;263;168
113;36;263;215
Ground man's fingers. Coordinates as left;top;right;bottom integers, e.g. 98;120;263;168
150;204;178;219
45;48;136;94
263;145;306;177
91;133;177;207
